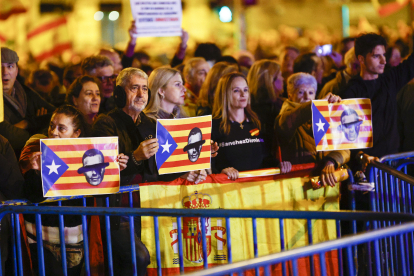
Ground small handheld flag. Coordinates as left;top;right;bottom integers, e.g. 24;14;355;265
41;137;120;197
156;115;212;175
311;98;373;151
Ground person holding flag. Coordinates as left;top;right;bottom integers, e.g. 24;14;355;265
145;67;219;182
275;73;350;187
20;105;128;275
211;72;291;180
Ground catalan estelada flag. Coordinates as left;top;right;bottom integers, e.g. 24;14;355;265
156;115;212;175
140;167;340;275
40;137;120;197
312;98;373;151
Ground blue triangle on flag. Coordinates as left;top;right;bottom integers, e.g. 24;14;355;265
156;121;178;170
312;103;330;147
41;141;69;196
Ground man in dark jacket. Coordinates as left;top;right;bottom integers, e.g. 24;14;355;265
342;33;414;169
1;47;55;155
92;68;156;276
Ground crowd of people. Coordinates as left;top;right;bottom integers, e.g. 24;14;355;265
1;19;414;275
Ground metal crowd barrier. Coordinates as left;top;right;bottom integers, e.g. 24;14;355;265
186;220;414;276
2;204;414;276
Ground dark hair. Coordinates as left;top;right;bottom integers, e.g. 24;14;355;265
284;46;300;54
133;51;150;62
81;55;113;75
66;76;101;105
188;127;202;139
51;105;87;137
30;70;53;87
217;55;238;65
63;64;81;85
355;33;387;58
340;108;359;123
293;53;317;74
194;43;222;62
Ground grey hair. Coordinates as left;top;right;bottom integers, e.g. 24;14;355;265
116;67;148;89
287;72;317;97
344;47;357;69
183;57;208;81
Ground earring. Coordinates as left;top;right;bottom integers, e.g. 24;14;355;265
160;94;165;100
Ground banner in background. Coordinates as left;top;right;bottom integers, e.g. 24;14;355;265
130;0;182;37
41;137;119;197
156;115;211;175
27;15;72;61
312;98;373;151
141;168;340;276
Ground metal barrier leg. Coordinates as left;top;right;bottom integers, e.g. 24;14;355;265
153;216;162;276
346;246;355;276
319;252;327;276
128;192;137;276
279;219;287;276
307;219;315;276
82;198;90;276
105;197;114;276
57;201;67;276
35;208;45;276
201;217;208;270
226;217;232;265
336;220;343;276
177;216;184;273
10;214;17;276
252;218;258;276
14;214;23;276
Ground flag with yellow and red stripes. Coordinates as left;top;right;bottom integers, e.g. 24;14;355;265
156;115;211;175
312;98;373;151
41;137;120;197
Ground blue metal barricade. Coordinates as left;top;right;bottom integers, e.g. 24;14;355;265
2;204;414;276
185;221;414;276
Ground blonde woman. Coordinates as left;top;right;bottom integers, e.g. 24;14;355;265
145;67;187;119
196;62;238;116
212;72;291;180
247;59;285;151
145;67;218;181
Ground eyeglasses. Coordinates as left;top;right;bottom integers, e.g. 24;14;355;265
97;75;117;83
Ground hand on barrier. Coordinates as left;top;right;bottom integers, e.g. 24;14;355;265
133;138;159;162
361;153;379;172
181;170;207;184
117;153;129;171
310;167;349;189
29;152;42;171
320;161;337;187
280;161;292;174
222;167;239;180
211;140;219;157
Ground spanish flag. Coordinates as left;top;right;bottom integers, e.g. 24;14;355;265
156;115;212;175
40;137;120;197
27;15;72;61
312;98;373;151
140;167;339;275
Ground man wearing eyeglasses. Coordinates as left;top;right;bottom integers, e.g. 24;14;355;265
81;55;117;113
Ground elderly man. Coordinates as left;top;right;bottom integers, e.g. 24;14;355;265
81;55;116;113
97;48;122;75
92;67;154;275
318;47;360;99
183;57;210;116
1;47;55;154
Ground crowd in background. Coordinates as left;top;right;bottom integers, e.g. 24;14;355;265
1;18;414;275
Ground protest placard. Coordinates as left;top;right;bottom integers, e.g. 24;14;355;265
312;98;373;151
41;137;120;197
130;0;182;37
156;115;212;175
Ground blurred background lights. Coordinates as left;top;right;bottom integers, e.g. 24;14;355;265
109;11;119;21
94;11;104;21
219;6;232;23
